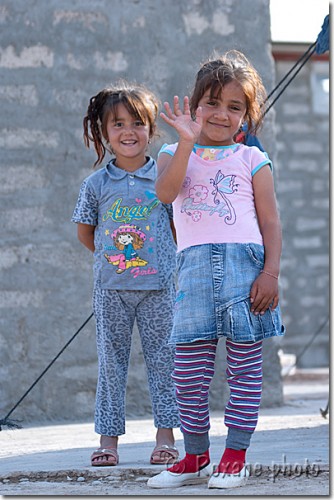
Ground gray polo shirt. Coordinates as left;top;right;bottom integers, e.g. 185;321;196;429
72;157;176;290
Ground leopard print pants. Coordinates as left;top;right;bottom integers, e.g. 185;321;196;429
92;284;180;436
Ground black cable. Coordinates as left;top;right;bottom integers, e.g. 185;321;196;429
0;312;94;431
265;41;317;102
295;316;329;365
282;315;329;378
263;45;316;117
281;316;330;420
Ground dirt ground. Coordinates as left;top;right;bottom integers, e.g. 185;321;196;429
0;463;330;496
0;368;329;497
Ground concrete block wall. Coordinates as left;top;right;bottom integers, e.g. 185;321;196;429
0;0;283;424
274;58;329;368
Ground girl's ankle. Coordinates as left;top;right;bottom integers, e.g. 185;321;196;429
168;450;210;474
217;448;246;474
100;435;118;449
156;428;175;447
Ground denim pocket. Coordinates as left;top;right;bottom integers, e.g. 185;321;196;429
222;297;284;341
245;243;265;268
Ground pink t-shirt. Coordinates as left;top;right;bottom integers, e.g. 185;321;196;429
159;143;273;252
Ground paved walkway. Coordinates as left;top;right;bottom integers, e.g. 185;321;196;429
0;368;329;496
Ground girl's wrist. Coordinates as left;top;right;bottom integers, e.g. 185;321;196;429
260;269;279;280
178;138;195;149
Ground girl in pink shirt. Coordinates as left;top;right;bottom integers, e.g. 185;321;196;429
148;50;284;490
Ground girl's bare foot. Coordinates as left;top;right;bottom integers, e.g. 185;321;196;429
150;428;179;464
91;435;119;466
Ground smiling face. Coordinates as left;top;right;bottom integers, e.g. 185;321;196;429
117;233;133;245
105;103;151;171
197;80;247;147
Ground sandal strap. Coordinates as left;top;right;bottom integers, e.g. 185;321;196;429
91;448;118;457
153;445;178;452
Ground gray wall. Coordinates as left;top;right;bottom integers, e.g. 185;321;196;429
274;54;329;368
0;0;283;424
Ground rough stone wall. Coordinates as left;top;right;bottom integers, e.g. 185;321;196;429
274;56;329;368
0;0;282;424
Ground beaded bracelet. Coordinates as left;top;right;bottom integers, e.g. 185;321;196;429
260;270;278;280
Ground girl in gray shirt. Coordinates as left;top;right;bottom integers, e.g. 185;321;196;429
72;81;179;467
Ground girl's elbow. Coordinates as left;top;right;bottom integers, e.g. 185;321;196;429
158;194;175;204
77;233;85;245
156;187;176;204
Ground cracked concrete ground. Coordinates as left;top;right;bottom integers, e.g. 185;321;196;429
0;368;329;496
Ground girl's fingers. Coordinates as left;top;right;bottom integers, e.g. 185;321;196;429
173;96;181;115
183;96;190;114
164;96;193;118
159;112;170;124
174;95;191;116
250;286;271;314
160;112;178;128
259;299;272;315
163;101;176;119
173;95;193;116
251;297;266;314
194;106;202;127
270;295;279;310
253;295;278;315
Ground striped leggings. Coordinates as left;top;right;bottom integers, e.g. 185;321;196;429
172;339;263;452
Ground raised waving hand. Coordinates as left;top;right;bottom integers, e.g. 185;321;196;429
160;96;202;143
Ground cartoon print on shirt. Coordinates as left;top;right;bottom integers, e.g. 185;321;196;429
189;185;209;204
180;170;238;224
102;193;161;278
104;224;148;274
102;197;160;224
210;170;238;224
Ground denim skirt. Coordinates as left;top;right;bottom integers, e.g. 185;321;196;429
170;243;285;344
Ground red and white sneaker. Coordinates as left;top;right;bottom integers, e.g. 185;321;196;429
208;448;249;489
208;465;249;488
147;451;211;489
